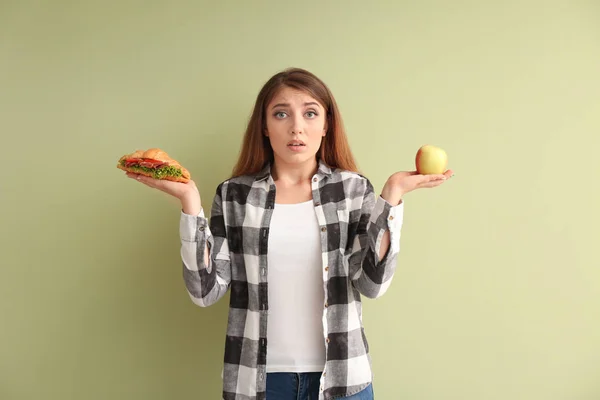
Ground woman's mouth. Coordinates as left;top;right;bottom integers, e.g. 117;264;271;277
287;140;306;151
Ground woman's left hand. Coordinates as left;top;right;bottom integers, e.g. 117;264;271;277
380;169;454;204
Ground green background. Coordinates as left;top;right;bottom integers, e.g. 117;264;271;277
1;1;599;399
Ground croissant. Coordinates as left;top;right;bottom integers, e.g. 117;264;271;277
116;148;191;183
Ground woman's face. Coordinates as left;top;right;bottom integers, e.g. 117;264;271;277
264;86;327;167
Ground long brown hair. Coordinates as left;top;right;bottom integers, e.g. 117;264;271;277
230;67;359;178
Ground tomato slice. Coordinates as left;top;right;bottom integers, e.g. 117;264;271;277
139;158;167;168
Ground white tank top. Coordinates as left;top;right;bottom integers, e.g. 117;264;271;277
265;199;326;373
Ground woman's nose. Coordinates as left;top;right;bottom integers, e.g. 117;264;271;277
290;116;303;134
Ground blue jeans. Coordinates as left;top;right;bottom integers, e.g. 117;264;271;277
266;372;374;399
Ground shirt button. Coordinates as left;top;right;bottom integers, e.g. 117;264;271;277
324;266;329;271
321;227;327;232
315;202;320;206
261;268;265;276
389;215;394;220
326;337;330;343
259;373;264;380
198;226;205;231
313;177;318;182
324;303;328;308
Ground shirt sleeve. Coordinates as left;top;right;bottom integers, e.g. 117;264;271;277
179;182;232;307
348;178;404;299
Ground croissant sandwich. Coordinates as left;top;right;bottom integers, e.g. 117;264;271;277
117;148;191;183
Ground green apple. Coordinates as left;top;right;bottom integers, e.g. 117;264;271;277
415;145;448;174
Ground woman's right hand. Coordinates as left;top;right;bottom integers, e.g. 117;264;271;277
125;172;202;215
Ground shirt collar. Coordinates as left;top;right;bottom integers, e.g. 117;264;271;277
254;158;333;182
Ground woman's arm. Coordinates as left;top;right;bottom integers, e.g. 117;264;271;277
349;169;453;298
348;179;404;299
376;184;404;261
124;172;233;307
180;183;232;307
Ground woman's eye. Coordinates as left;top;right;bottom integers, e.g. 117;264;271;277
275;112;287;118
306;111;317;118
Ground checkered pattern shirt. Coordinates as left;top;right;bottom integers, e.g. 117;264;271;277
179;159;404;400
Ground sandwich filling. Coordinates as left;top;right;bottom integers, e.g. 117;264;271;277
120;158;183;179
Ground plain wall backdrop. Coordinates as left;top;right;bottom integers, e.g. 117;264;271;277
1;1;599;399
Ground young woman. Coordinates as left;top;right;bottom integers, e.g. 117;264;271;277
126;67;453;400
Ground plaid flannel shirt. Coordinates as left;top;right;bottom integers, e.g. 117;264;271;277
180;159;404;400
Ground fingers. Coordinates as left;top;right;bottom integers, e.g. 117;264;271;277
126;172;155;188
417;174;448;188
126;171;143;181
421;179;446;188
424;174;447;182
126;172;141;182
431;174;447;181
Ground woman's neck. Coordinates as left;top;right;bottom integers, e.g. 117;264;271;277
271;157;318;186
